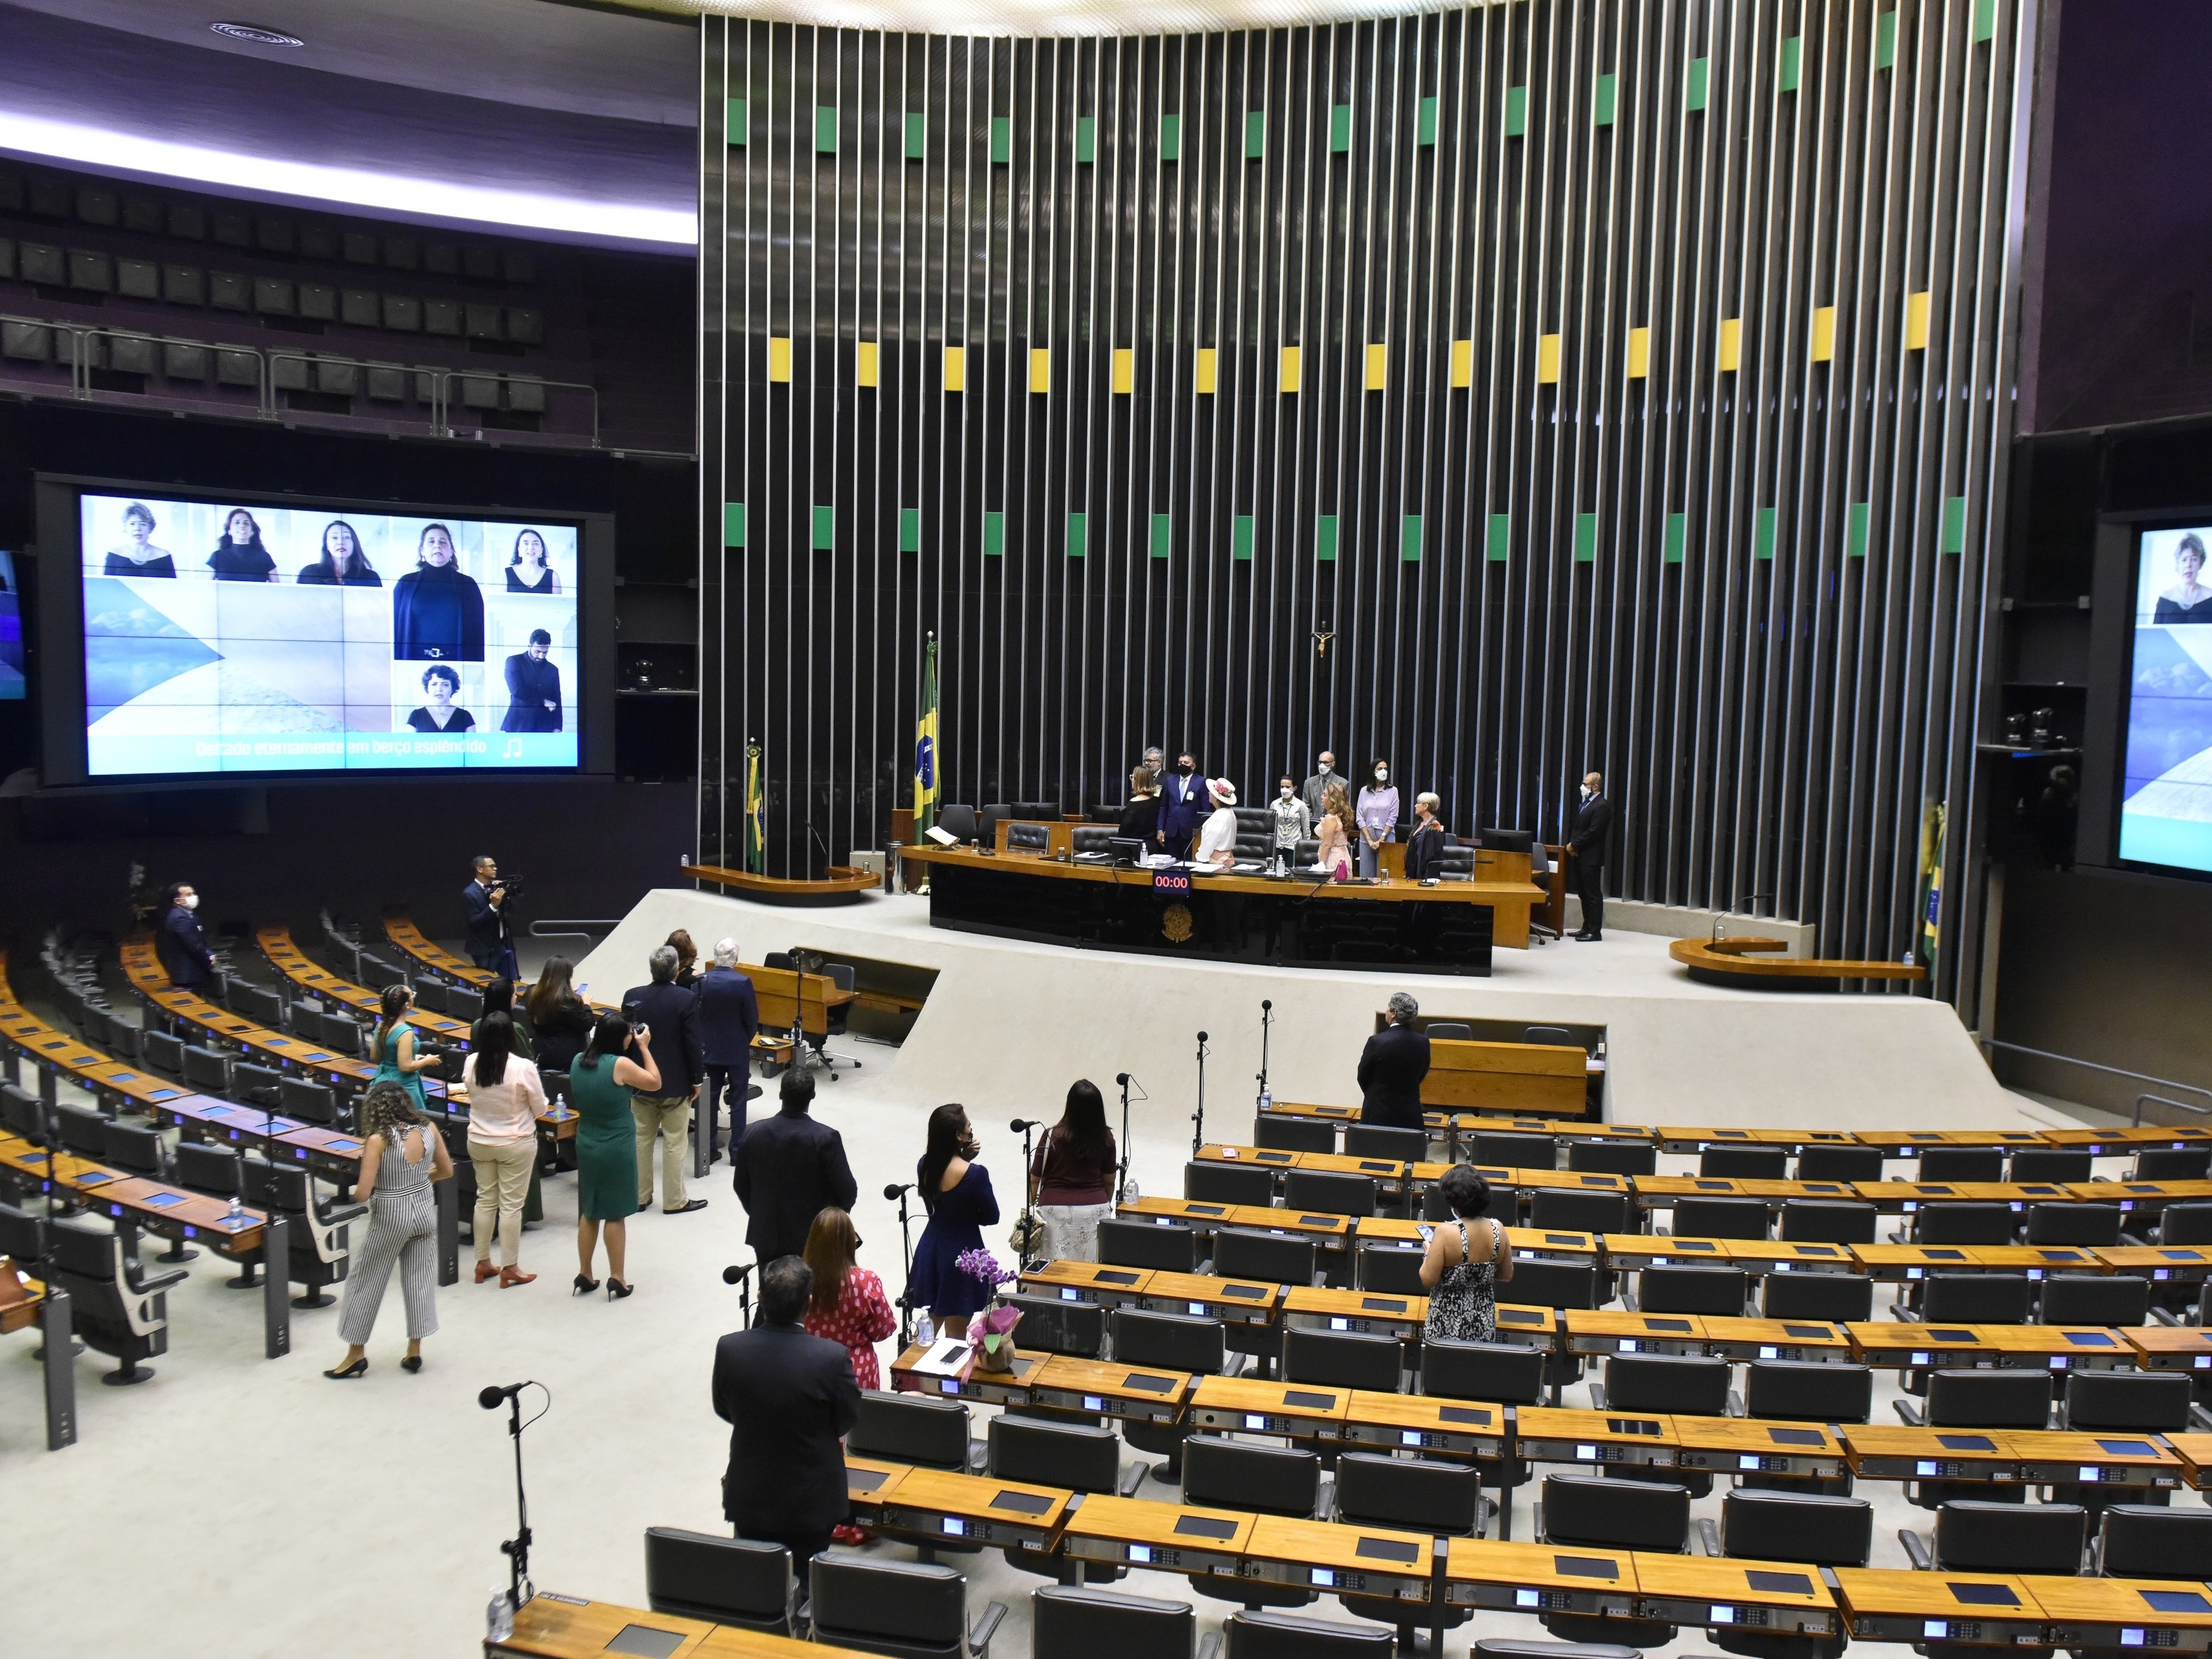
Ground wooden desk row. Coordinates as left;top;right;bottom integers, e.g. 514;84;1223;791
258;925;474;1042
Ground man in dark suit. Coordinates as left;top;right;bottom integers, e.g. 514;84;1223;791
155;883;216;989
1569;771;1613;942
712;1255;860;1585
1157;752;1207;860
1357;991;1431;1129
500;629;562;733
733;1071;858;1263
462;855;517;979
696;937;761;1164
622;946;707;1214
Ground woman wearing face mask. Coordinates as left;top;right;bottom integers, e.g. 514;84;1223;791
1270;775;1311;868
905;1104;999;1339
1356;760;1401;878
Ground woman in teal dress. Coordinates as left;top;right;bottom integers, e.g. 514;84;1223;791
568;1011;660;1300
368;983;441;1112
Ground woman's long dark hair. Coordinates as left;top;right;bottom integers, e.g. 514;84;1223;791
1053;1079;1111;1166
578;1011;630;1070
320;520;370;580
917;1103;971;1205
804;1208;861;1318
526;957;575;1025
483;976;514;1020
472;1010;513;1088
375;982;411;1053
219;507;266;554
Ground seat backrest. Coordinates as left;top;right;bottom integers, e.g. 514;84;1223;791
938;804;979;844
1638;1265;1750;1317
1925;1367;2052;1429
229;982;284;1027
1342;1124;1427;1163
1110;1307;1225;1374
2039;1271;2147;1328
1778;1200;1879;1244
1032;1587;1194;1659
1213;1228;1317;1286
1353;1241;1426;1295
232;1061;284;1104
1182;1435;1318;1517
57;1102;110;1158
1542;1472;1689;1551
1420;1338;1545;1404
1185;1160;1279;1208
1921;1272;2032;1325
2008;1148;2094;1185
1006;822;1051;853
1001;1294;1105;1359
0;1199;44;1262
1721;1488;1872;1567
288;1000;328;1044
1503;1258;1597;1310
1760;1270;1872;1324
1098;1218;1199;1273
2159;1201;2212;1245
2133;1147;2212;1181
1253;1115;1338;1154
1912;1203;2018;1245
1281;1327;1403;1392
1333;1451;1481;1535
44;1218;120;1283
1521;1025;1573;1046
1743;1359;1873;1425
1468;1131;1559;1171
411;980;451;1015
175;1139;242;1197
1670;1197;1769;1241
101;1121;166;1176
99;1014;140;1060
182;1045;231;1091
2098;1506;2212;1581
2063;1368;2194;1432
846;1389;973;1469
319;1018;362;1058
358;954;406;990
1224;1611;1394;1658
2025;1202;2124;1247
1;1081;47;1144
987;1414;1121;1492
1794;1145;1886;1183
1528;1189;1631;1235
810;1556;967;1645
448;986;485;1022
281;1077;338;1126
1424;1021;1474;1041
1281;1169;1376;1218
1604;1352;1731;1417
1698;1146;1788;1180
643;1528;789;1625
1933;1500;2085;1576
1917;1147;2004;1183
1566;1139;1656;1177
1070;825;1116;856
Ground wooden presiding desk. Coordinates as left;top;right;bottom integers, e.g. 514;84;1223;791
899;842;1530;976
1418;1037;1592;1119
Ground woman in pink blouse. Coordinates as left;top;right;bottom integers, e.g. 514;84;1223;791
465;1012;545;1288
801;1207;897;1389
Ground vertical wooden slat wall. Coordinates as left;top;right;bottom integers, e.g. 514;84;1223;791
698;0;2032;999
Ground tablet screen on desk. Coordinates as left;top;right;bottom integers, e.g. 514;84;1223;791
143;1192;184;1208
604;1625;687;1659
74;1171;113;1187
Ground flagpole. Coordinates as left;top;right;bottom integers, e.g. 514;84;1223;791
914;632;938;897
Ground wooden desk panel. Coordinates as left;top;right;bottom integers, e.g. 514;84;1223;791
1443;1538;1638;1617
1243;1515;1434;1599
1357;1215;1600;1262
1490;1302;1564;1347
844;1456;910;1512
1713;1240;1863;1277
1561;1308;1707;1357
1058;1494;1253;1575
1656;1127;1859;1154
1195;1142;1300;1172
2042;1125;2212;1150
1027;1355;1194;1423
2167;1433;2212;1489
1121;1197;1351;1245
2098;1244;2212;1284
1670;1415;1846;1480
1187;1375;1350;1437
1;1266;45;1336
1600;1234;1745;1272
2122;1325;2212;1373
488;1593;714;1659
1338;1390;1508;1458
874;1467;1072;1551
1973;1323;2135;1371
1512;1406;1675;1467
1017;1260;1156;1305
258;926;474;1040
1831;1568;2048;1647
1846;1321;2004;1368
2030;1577;2212;1653
1695;1316;1854;1363
1632;1554;1837;1637
1121;1197;1255;1236
1841;1425;2015;1484
1995;1430;2182;1490
2072;1179;2212;1212
1850;1244;1990;1282
382;912;496;987
1138;1272;1284;1325
0;1132;265;1255
1421;1039;1587;1118
1280;1285;1427;1340
887;1342;1046;1406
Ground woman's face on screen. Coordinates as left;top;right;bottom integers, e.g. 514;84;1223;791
125;514;152;547
227;510;256;543
326;524;355;561
421;526;455;566
2180;544;2206;583
425;672;454;707
517;531;546;567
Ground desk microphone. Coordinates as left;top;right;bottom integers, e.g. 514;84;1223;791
884;1181;914;1200
478;1381;531;1409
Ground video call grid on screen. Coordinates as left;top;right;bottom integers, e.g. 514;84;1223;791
2120;524;2212;876
79;493;580;777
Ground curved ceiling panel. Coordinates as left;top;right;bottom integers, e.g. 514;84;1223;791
626;0;1486;39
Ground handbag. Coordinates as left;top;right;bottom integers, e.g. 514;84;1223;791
1008;1208;1044;1260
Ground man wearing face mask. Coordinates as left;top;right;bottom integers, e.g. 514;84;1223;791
1569;771;1613;941
1300;752;1338;821
1356;760;1401;879
156;882;218;989
1159;752;1208;861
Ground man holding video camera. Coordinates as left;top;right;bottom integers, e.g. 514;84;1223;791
464;855;519;980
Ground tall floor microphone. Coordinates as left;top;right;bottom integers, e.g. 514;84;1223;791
1192;1030;1211;1157
1010;1118;1042;1133
479;1381;530;1409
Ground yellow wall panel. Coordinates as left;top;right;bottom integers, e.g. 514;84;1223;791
1030;348;1051;393
1810;306;1837;362
1364;342;1388;389
942;345;966;392
1279;345;1302;393
1194;348;1218;394
1626;326;1651;378
1536;333;1562;384
1449;339;1473;388
1717;317;1742;372
768;336;792;383
855;342;879;387
1906;291;1932;350
1112;347;1134;394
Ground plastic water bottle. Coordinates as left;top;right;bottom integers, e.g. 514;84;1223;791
917;1312;937;1346
227;1194;244;1227
1258;1091;1273;1114
486;1587;514;1643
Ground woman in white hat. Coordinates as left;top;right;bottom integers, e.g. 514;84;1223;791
1193;778;1241;869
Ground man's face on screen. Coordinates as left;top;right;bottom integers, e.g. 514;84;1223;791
528;640;548;662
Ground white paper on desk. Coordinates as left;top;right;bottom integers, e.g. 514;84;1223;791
908;1338;971;1376
925;826;959;846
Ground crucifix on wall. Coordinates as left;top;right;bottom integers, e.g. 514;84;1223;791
1313;620;1335;660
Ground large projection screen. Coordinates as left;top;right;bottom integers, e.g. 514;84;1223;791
2119;523;2212;875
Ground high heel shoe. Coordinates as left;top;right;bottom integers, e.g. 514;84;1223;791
401;1354;422;1373
474;1260;499;1284
606;1277;634;1300
323;1357;368;1380
499;1265;537;1289
572;1273;599;1295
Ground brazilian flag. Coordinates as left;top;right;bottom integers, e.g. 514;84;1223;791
1916;800;1945;977
914;633;940;837
743;741;765;873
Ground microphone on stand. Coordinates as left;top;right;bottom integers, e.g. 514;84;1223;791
884;1181;914;1200
1009;1118;1042;1133
479;1381;531;1409
1116;1072;1131;1086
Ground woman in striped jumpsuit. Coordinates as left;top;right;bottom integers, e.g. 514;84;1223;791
325;1081;453;1378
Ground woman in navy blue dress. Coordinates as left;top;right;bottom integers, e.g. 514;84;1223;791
905;1104;999;1338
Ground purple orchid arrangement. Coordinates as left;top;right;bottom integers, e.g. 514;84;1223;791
954;1246;1017;1289
954;1248;1023;1368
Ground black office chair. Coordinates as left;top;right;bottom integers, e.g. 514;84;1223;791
2062;1368;2194;1432
1254;1115;1338;1155
175;1139;242;1203
808;1556;1006;1659
1;1080;48;1145
999;1294;1105;1359
1778;1201;1878;1244
286;1000;328;1045
56;1102;111;1161
1699;1146;1788;1180
1282;1170;1376;1219
1215;1228;1319;1288
100;1121;168;1180
848;1389;977;1472
139;1027;185;1074
1529;1190;1632;1237
280;1077;340;1127
1500;1260;1597;1310
1098;1218;1200;1273
644;1530;794;1634
2025;1203;2124;1247
1424;1022;1474;1041
1187;1160;1278;1208
1032;1587;1207;1659
2096;1506;2212;1578
320;1016;363;1058
357;954;406;992
1915;1147;2004;1183
1538;1473;1686;1648
1331;1453;1480;1645
243;1158;365;1308
2008;1149;2094;1185
1590;1352;1731;1418
988;1415;1140;1579
806;962;864;1074
1710;1489;1869;1659
2155;1201;2212;1245
232;1062;284;1107
1669;1197;1770;1241
1353;1241;1425;1295
1469;1131;1557;1171
1919;1272;2032;1325
98;1014;141;1061
1342;1125;1426;1164
1183;1437;1321;1608
1521;1025;1574;1046
1911;1498;2085;1575
1281;1327;1402;1393
1761;1272;1871;1323
1421;1338;1545;1403
1794;1146;1884;1183
446;985;484;1022
1898;1370;2053;1507
1635;1264;1749;1317
937;804;980;846
1112;1308;1228;1478
1741;1361;1872;1494
44;1217;185;1385
227;981;285;1028
2133;1147;2212;1181
1222;1611;1392;1658
1567;1140;1656;1177
1912;1203;2017;1245
977;805;1013;848
2039;1272;2148;1327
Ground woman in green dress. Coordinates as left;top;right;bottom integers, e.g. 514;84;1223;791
369;983;441;1112
569;1010;660;1300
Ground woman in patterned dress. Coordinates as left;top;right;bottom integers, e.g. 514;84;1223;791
801;1207;898;1389
1420;1166;1513;1342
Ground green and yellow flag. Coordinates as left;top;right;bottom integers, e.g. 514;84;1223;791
743;741;765;873
914;633;940;837
1916;799;1945;975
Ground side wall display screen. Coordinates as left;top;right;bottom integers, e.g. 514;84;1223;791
0;552;21;700
77;492;580;776
2119;524;2212;874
